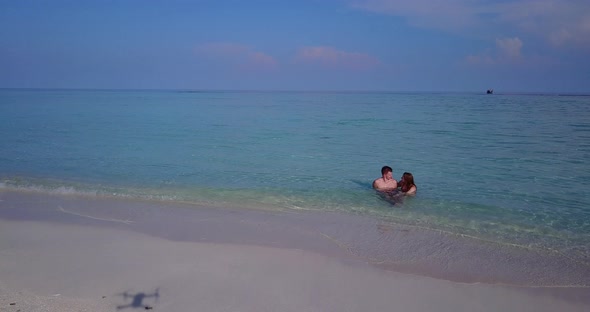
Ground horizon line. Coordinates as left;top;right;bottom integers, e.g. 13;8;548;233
1;87;588;96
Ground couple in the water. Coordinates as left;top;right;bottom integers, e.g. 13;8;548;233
372;166;417;197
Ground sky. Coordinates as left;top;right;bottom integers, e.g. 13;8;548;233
1;0;589;93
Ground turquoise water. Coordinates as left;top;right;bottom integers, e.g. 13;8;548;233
1;89;589;261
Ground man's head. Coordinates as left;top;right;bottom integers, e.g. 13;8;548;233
381;166;393;180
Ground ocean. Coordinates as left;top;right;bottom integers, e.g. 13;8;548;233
1;89;589;267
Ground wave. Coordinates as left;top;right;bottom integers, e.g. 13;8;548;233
0;176;184;203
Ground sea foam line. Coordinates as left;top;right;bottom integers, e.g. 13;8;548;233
57;206;134;225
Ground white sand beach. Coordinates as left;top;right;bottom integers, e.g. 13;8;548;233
1;191;589;312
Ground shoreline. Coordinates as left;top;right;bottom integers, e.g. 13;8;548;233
2;175;588;264
1;189;589;311
1;189;589;287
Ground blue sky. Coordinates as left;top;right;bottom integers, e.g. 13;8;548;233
1;0;589;93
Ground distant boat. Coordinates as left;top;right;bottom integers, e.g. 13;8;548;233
486;89;494;94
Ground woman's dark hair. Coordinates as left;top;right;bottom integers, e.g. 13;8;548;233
400;172;416;192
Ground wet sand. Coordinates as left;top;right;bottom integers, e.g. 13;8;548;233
1;190;589;311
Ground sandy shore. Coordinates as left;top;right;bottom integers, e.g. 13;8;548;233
1;190;589;311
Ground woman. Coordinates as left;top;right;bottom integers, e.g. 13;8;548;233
399;172;417;195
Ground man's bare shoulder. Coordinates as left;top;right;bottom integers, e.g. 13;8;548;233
372;178;384;188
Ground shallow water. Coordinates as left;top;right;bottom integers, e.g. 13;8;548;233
2;190;589;287
1;89;589;264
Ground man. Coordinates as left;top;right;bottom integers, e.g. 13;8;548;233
372;166;398;192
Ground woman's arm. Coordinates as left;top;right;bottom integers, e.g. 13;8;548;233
405;185;417;196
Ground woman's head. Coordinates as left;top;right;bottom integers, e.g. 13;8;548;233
400;172;417;194
401;172;415;187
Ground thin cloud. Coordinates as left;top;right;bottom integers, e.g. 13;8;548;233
195;42;250;55
496;37;523;59
294;46;381;70
350;0;482;30
195;42;278;70
247;52;278;69
466;37;524;65
498;0;590;47
350;0;590;48
466;54;495;66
